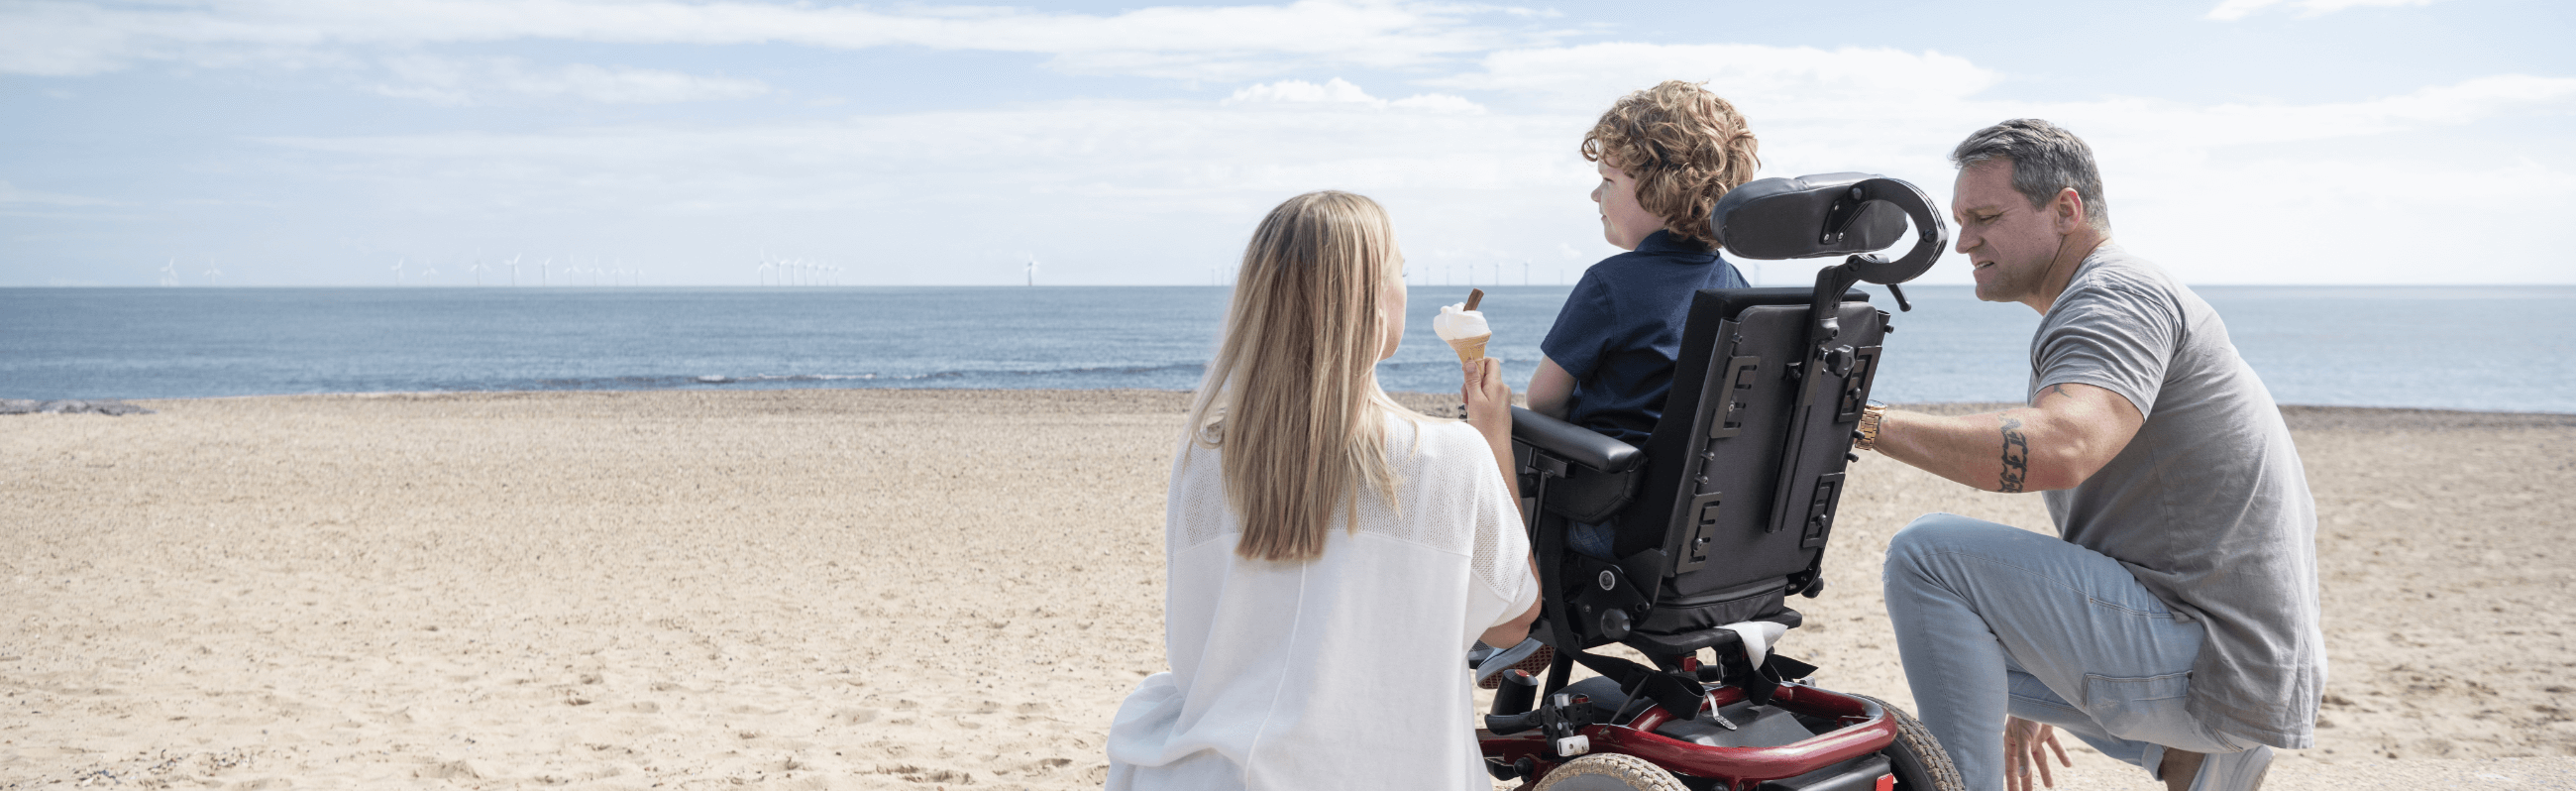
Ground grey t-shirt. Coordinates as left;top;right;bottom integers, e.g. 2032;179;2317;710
2031;245;2325;749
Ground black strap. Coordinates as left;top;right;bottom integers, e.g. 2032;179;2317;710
1565;649;1704;718
1535;517;1706;720
1736;653;1821;707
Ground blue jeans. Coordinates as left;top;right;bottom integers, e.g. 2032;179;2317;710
1568;519;1617;560
1882;513;2249;790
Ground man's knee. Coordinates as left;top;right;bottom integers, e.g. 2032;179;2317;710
1887;512;1994;567
1882;512;2020;593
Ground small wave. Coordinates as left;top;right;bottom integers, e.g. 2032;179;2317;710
534;363;1212;391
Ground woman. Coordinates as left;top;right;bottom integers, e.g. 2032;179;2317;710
1105;190;1541;789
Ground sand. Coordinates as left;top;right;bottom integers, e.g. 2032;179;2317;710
2;389;2570;790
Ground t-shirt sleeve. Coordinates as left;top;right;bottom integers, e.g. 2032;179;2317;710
1540;274;1615;382
2033;282;2177;420
1462;425;1538;634
1715;257;1752;289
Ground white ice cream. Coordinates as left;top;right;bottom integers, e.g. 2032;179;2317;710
1434;303;1490;341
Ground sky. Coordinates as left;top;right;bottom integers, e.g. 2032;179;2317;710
1;0;2569;287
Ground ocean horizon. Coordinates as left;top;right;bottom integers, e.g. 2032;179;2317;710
7;284;2571;413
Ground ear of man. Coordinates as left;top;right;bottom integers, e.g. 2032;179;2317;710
2051;186;2087;236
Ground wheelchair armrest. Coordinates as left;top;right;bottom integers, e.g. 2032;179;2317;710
1510;406;1643;475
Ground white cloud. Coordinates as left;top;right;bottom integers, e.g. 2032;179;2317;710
7;5;2565;285
0;180;112;206
0;0;1549;80
233;96;1598;283
374;56;770;105
2205;0;2448;21
230;63;2576;284
1430;43;1999;115
1226;77;1386;106
1224;78;1484;113
1391;93;1485;113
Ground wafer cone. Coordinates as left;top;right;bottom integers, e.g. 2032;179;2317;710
1447;333;1491;364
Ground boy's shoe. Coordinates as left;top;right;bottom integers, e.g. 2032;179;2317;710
2190;745;2273;791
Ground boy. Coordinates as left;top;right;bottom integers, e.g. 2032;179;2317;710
1529;80;1762;559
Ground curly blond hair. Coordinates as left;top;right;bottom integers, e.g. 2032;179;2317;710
1580;81;1762;249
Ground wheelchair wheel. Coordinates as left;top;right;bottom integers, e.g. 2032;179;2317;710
1853;694;1967;791
1532;753;1688;791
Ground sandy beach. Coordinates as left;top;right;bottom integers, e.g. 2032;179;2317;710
4;389;2572;790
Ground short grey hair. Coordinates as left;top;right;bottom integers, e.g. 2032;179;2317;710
1950;119;2110;232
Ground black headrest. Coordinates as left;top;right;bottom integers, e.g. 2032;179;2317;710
1709;172;1949;285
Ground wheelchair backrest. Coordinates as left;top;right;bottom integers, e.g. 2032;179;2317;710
1614;287;1886;627
1525;171;1940;656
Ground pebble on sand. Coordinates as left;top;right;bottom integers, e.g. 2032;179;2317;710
0;398;157;415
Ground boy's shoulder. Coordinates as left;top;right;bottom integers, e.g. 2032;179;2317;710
1578;236;1728;297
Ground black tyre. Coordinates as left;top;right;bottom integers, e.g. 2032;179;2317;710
1531;753;1690;791
1853;694;1967;791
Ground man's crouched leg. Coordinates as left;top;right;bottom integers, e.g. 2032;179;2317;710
1883;512;2253;790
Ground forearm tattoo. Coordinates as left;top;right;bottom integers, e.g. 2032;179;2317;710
1998;416;2029;493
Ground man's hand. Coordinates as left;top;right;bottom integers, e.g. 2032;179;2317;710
1871;382;2142;493
1461;357;1520;503
2003;716;2071;791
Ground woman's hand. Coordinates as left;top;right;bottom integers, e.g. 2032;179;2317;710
1461;358;1512;443
1461;358;1520;504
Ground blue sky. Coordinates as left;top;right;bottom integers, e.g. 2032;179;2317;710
2;0;2569;286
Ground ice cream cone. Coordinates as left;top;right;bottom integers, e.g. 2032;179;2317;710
1447;334;1491;364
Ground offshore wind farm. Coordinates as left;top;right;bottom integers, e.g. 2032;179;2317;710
4;283;2573;414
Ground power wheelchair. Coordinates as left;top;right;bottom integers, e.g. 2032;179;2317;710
1468;173;1967;791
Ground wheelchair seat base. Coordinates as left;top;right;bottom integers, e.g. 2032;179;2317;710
1478;681;1897;789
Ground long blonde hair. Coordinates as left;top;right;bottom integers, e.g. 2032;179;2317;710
1186;190;1411;562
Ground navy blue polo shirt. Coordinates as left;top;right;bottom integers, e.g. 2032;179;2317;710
1541;230;1750;447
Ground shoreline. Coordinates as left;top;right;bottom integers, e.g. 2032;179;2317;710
24;387;2572;424
4;389;2570;789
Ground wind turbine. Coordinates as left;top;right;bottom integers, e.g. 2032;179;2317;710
506;254;523;286
1024;255;1037;286
420;265;439;284
159;259;179;286
538;257;551;286
202;264;222;285
467;258;489;286
390;257;406;286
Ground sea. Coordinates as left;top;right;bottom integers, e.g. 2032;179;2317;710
3;285;2570;412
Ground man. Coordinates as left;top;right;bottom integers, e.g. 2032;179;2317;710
1858;119;2323;791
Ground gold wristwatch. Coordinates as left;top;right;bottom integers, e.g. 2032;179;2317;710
1856;400;1887;451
